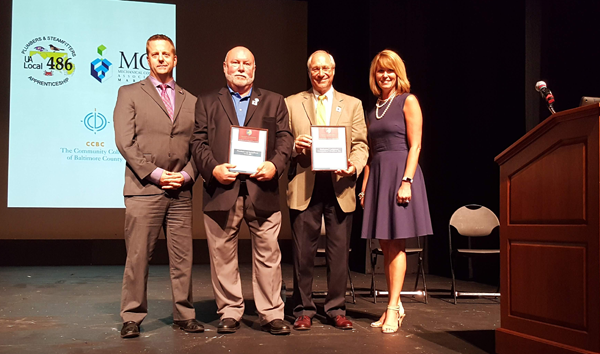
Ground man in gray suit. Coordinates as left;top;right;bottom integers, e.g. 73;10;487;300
113;34;203;338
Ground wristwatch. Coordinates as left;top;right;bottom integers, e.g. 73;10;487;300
402;176;413;184
358;192;365;199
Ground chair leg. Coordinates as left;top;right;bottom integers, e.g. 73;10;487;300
414;254;422;292
450;253;457;305
417;252;428;304
347;266;355;304
370;247;378;304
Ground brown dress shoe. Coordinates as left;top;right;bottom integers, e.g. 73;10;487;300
293;315;312;330
173;319;205;333
261;319;291;335
120;321;140;338
330;315;353;330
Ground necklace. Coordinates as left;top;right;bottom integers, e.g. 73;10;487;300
376;93;396;119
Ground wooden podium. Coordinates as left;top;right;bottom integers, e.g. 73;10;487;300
495;104;600;354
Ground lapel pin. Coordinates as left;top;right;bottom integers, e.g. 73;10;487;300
252;98;259;106
336;106;342;112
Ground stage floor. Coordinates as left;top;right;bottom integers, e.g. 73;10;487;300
0;264;499;354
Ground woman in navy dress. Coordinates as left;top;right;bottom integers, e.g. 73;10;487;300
360;50;432;334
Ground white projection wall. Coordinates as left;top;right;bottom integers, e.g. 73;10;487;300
9;0;176;207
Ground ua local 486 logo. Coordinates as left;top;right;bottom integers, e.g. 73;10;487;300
21;36;76;87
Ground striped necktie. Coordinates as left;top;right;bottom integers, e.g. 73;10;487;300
159;84;174;120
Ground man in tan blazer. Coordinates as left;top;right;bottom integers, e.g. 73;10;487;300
113;34;203;338
285;50;368;330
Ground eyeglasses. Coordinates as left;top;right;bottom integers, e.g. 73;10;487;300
311;66;333;74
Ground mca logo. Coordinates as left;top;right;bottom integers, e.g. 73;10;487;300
91;45;112;83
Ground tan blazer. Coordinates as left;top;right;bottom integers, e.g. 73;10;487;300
114;77;198;197
285;89;368;213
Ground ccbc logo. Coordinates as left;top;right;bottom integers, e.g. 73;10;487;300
82;109;110;134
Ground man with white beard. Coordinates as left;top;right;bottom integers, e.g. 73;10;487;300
191;46;293;335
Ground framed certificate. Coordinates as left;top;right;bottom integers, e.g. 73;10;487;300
228;126;268;174
310;126;347;171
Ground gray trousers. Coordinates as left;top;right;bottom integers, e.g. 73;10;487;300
120;193;195;324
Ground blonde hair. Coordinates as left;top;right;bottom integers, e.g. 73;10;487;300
369;49;410;97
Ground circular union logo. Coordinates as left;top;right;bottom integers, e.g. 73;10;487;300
21;36;76;87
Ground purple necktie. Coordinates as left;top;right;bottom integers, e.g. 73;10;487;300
159;84;174;120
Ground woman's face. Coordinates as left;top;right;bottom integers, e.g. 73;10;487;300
376;67;397;93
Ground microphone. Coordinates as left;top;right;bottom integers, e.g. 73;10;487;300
535;81;556;114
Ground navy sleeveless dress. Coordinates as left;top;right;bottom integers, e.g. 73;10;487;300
361;93;433;240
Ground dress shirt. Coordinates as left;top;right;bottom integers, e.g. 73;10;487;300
228;85;253;126
312;86;334;126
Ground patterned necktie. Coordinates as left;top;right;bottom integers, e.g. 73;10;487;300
159;84;174;120
317;95;327;126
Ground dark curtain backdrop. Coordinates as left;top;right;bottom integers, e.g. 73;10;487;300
2;1;600;276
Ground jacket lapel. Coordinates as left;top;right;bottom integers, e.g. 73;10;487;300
172;83;185;122
243;88;261;126
301;89;317;126
330;90;344;126
141;77;171;120
217;86;238;126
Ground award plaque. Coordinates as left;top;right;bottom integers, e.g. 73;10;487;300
228;126;268;174
310;125;348;171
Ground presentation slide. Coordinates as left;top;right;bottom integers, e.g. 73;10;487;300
8;0;176;208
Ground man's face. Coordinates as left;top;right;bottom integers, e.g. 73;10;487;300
223;47;255;91
309;53;335;95
147;40;177;80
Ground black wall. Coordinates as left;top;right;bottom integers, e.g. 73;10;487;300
308;0;600;280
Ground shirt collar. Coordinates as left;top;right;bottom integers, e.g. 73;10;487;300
313;86;334;102
228;85;253;99
149;75;175;89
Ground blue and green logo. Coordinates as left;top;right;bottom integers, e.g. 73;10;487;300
90;45;112;83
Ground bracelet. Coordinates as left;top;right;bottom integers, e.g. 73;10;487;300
402;176;413;184
358;192;365;199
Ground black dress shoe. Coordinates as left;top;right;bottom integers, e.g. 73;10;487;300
217;318;240;334
173;319;205;333
261;319;291;335
120;321;140;338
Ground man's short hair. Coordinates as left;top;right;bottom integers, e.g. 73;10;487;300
146;34;176;55
306;50;335;70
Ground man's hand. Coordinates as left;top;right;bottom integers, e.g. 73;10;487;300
250;161;277;181
335;160;356;177
295;134;312;154
213;163;239;185
160;171;185;190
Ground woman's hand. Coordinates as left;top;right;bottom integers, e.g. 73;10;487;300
397;182;412;205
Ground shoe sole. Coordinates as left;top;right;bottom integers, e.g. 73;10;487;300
175;326;205;333
293;326;311;331
336;326;353;330
121;332;139;338
217;326;240;334
262;327;291;335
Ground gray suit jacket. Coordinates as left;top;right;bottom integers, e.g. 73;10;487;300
114;77;198;197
